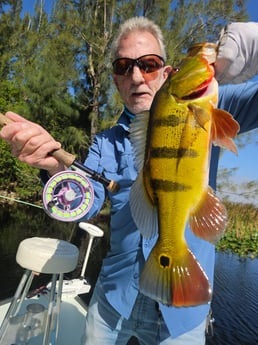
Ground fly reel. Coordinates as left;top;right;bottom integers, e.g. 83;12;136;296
42;171;94;222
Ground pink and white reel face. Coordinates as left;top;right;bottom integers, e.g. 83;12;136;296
42;171;94;222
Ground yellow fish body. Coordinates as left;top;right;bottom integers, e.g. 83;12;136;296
129;44;240;307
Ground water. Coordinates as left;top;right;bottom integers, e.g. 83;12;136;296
0;204;257;344
0;204;76;299
206;252;258;345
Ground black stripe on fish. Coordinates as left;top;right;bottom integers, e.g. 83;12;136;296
151;179;191;192
153;114;185;127
150;147;198;159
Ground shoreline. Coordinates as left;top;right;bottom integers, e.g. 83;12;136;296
0;195;257;258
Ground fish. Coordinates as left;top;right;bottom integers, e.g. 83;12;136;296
129;43;240;307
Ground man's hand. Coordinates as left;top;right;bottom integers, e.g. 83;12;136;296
0;111;65;175
215;22;258;84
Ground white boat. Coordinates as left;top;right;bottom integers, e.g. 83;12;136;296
0;222;104;345
0;293;87;345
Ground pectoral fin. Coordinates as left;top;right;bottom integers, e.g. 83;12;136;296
188;103;210;130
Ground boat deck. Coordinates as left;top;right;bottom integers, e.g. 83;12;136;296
0;292;87;345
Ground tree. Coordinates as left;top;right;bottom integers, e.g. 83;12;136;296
55;0;117;140
217;166;258;206
0;0;250;200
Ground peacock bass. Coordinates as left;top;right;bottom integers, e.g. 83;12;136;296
129;43;240;307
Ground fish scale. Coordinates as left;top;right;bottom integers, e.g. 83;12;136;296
129;43;240;307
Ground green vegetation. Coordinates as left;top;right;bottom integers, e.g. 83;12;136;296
0;1;256;260
92;201;258;259
0;0;249;198
216;202;258;258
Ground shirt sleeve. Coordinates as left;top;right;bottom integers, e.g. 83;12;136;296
218;81;258;133
209;81;258;188
215;22;258;84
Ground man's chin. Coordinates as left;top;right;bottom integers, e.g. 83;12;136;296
128;103;151;115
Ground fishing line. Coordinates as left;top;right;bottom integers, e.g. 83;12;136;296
0;194;43;209
0;193;82;249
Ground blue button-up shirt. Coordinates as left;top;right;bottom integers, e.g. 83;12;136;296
81;81;258;338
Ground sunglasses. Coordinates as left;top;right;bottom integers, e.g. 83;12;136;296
112;54;165;76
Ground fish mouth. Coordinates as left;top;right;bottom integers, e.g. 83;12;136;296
181;78;213;100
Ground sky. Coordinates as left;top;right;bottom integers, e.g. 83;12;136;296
21;0;258;204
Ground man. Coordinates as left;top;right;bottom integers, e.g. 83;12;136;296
1;17;258;345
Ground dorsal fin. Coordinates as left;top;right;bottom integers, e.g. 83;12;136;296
129;111;150;171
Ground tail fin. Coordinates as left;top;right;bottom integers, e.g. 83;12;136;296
140;246;212;307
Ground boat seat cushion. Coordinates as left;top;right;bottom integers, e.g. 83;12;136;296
16;237;79;274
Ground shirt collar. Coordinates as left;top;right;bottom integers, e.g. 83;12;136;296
124;107;135;120
117;107;136;132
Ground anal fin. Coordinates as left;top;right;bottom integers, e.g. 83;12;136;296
189;186;227;243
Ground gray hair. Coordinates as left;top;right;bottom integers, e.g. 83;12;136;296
111;17;167;61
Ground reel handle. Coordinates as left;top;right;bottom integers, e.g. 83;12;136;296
0;113;119;193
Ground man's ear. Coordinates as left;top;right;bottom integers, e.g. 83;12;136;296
163;65;173;79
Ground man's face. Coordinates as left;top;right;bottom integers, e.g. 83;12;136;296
113;31;172;114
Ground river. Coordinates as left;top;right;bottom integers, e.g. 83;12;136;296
0;204;257;344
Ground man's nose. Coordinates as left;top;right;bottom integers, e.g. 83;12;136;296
131;66;145;83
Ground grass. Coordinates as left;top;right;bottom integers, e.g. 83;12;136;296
215;202;258;258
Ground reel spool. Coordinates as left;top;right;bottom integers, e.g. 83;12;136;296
42;171;94;222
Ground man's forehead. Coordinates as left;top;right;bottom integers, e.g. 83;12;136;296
116;31;162;59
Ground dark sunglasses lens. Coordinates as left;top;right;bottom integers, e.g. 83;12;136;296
113;58;132;75
112;55;164;75
138;56;164;73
